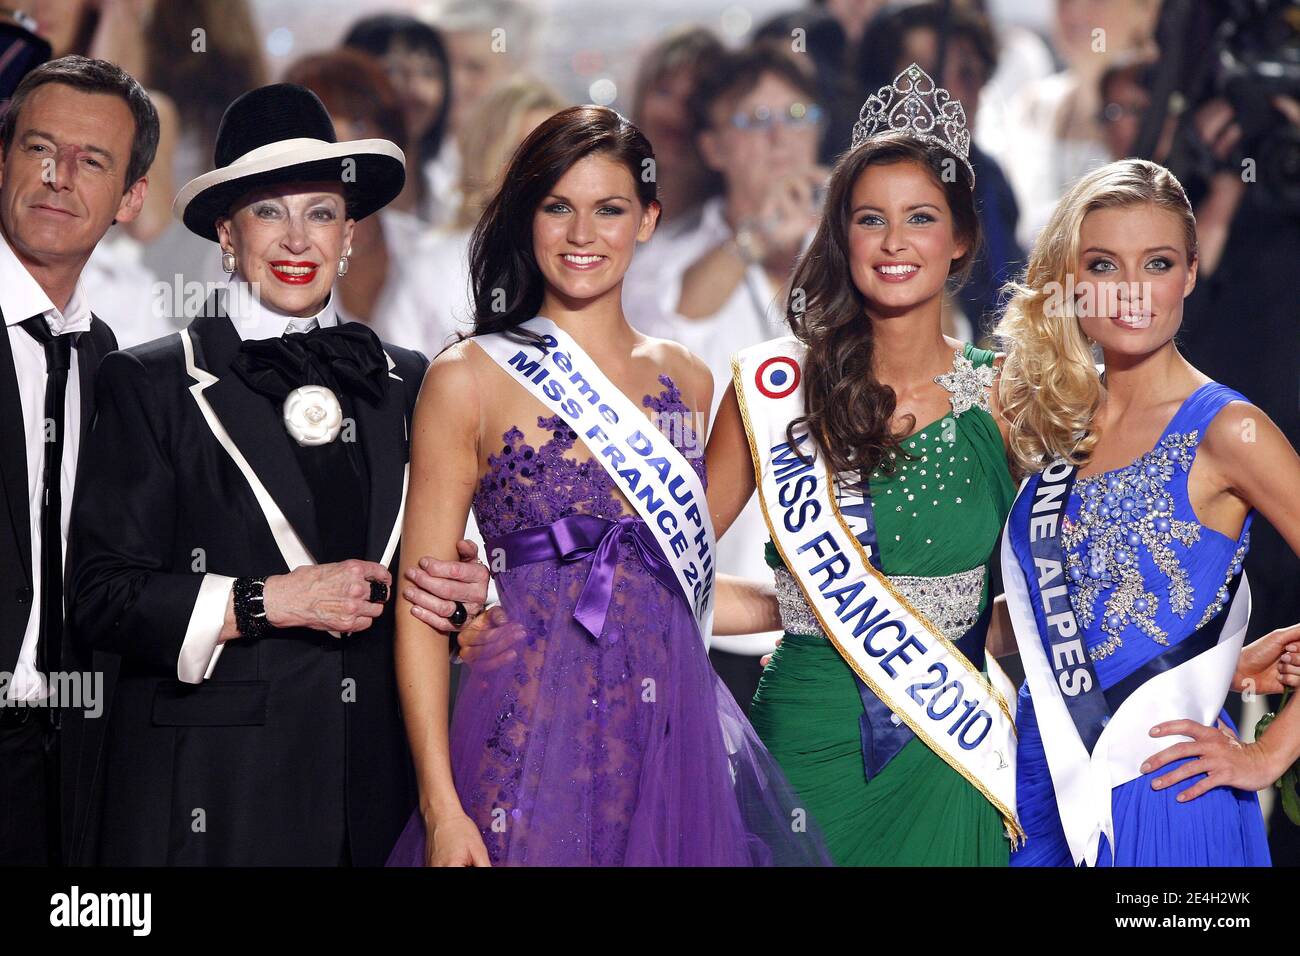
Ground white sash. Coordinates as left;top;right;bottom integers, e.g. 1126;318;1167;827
476;318;715;644
1001;474;1251;866
734;336;1021;841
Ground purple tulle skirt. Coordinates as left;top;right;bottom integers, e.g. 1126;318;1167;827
387;536;829;866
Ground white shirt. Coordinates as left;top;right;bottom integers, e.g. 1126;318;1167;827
81;232;175;349
334;211;469;359
0;229;92;702
988;71;1114;250
973;23;1056;167
624;197;789;385
225;278;340;340
624;196;797;657
177;282;342;684
422;139;462;230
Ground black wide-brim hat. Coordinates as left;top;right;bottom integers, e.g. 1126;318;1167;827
173;83;406;242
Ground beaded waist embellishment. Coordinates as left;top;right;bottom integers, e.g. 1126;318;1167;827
773;563;986;643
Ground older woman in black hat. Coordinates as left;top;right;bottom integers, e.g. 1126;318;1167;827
67;84;428;865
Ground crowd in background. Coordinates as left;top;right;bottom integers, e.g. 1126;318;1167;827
7;0;1299;856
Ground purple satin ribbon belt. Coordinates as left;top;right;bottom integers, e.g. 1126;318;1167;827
485;513;682;643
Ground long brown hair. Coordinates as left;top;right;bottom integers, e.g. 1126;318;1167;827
787;132;980;483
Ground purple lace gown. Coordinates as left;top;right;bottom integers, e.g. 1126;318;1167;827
388;377;828;866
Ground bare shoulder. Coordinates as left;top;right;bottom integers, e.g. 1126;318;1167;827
417;339;483;417
1201;398;1300;494
425;337;484;378
1203;399;1288;460
636;334;714;411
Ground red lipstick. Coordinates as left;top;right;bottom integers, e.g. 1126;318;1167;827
268;260;320;285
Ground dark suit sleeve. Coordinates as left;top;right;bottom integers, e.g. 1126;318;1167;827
99;317;119;353
68;349;212;675
405;350;430;412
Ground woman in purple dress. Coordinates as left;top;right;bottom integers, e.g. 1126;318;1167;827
387;106;827;866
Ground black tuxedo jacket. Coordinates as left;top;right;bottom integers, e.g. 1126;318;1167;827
0;306;117;864
67;306;427;865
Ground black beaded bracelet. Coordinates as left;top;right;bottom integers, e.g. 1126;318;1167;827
233;576;270;641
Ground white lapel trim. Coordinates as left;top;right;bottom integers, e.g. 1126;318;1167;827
385;348;402;381
181;327;315;572
380;464;409;568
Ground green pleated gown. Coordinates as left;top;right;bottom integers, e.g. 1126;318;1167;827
748;344;1017;866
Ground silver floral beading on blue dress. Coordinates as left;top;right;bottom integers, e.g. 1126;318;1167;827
1196;533;1250;629
1060;431;1203;660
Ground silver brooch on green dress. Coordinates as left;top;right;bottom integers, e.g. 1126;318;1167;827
934;351;996;417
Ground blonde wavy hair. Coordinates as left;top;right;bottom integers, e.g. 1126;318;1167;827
454;75;567;229
996;158;1198;474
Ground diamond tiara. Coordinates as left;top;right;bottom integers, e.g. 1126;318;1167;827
850;63;974;187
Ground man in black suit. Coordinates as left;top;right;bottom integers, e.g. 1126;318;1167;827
0;56;158;866
67;84;424;865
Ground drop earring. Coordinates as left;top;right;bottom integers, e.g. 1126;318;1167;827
221;251;237;273
337;256;349;277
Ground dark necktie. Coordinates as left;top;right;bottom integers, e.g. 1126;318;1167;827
19;316;77;685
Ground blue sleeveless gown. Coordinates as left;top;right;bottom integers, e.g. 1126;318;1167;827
1011;382;1270;866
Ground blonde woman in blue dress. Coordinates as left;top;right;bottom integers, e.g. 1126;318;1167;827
998;157;1300;866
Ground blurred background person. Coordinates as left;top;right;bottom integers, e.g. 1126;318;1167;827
629;25;726;231
855;0;1024;337
633;41;825;375
629;41;827;710
1096;51;1160;161
971;0;1056;160
452;75;566;232
424;74;568;338
134;0;269;331
620;26;727;351
989;0;1160;248
145;0;266;191
343;12;452;223
415;0;539;229
754;0;889;164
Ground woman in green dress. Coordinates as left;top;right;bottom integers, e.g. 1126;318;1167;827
705;66;1020;866
743;345;1014;866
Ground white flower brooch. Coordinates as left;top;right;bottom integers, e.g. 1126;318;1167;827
283;384;343;445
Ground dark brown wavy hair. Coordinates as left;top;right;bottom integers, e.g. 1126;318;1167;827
786;132;980;484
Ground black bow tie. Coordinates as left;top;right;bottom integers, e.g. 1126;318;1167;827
230;322;388;405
